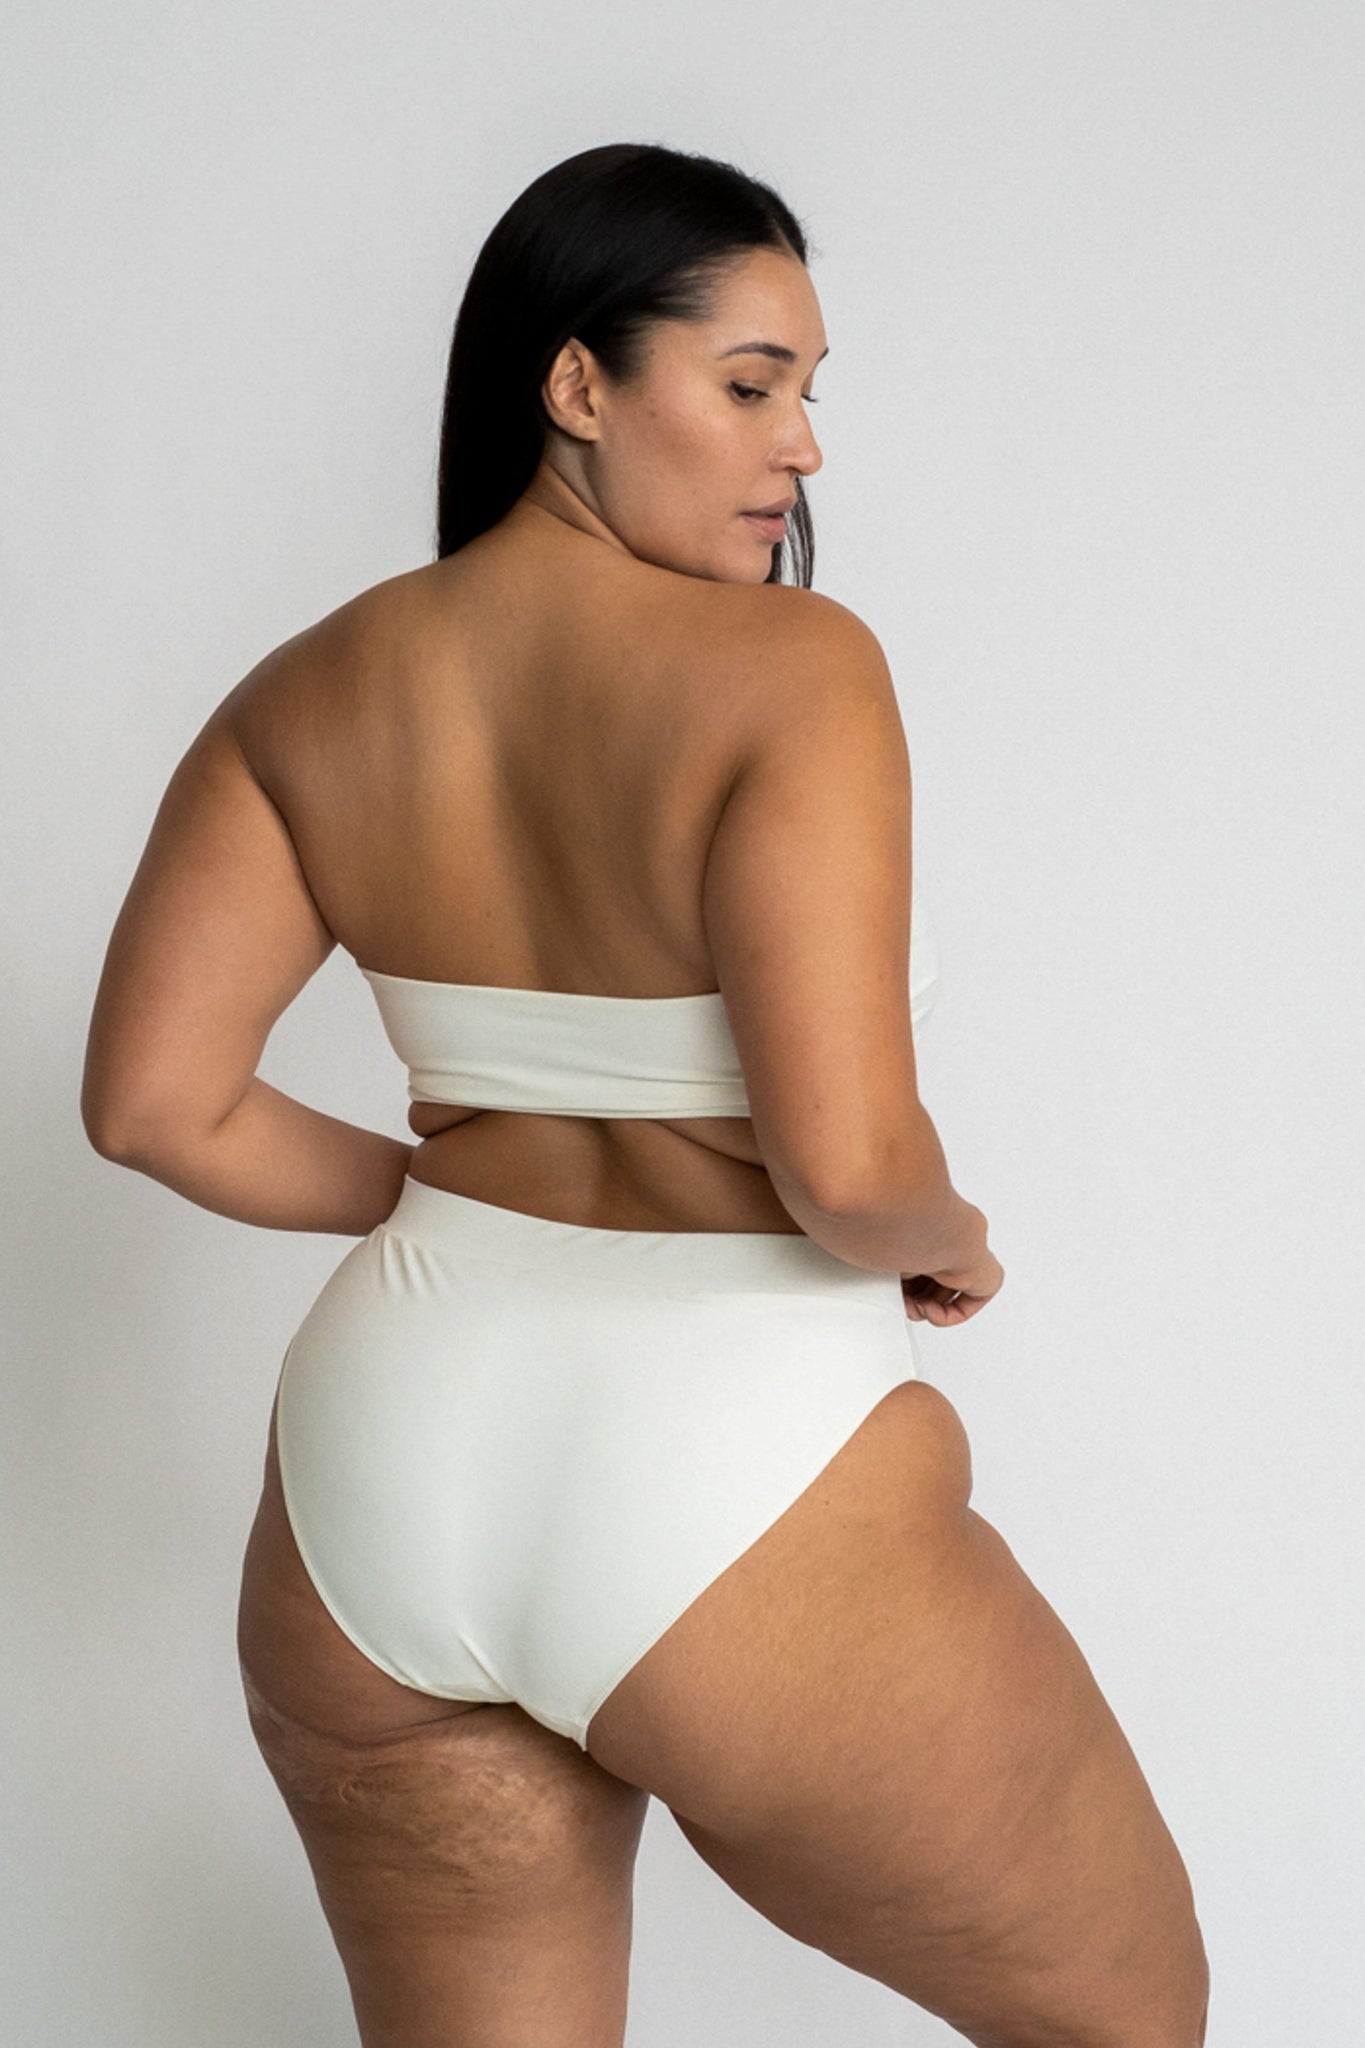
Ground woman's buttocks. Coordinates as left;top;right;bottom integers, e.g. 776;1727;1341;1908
405;1107;806;1234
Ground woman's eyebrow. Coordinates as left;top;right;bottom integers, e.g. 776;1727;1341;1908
717;341;830;366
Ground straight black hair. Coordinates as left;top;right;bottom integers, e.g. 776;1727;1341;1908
435;142;817;585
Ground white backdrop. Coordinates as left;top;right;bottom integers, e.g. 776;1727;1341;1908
4;4;1361;2042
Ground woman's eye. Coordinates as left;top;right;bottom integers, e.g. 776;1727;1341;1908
728;381;821;405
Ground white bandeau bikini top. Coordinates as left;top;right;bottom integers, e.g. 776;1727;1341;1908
360;872;941;1119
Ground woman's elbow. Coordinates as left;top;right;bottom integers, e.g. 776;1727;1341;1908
82;1098;157;1165
80;1081;190;1168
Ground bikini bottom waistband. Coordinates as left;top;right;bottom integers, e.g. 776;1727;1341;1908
379;1174;906;1308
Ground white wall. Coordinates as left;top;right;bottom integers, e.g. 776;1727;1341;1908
4;4;1361;2042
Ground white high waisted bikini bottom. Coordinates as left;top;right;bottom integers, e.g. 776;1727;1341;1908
273;1173;923;1751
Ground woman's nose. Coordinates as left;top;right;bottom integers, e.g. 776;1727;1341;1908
785;421;822;476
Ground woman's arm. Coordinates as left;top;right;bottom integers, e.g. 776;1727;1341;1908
701;592;982;1276
82;682;410;1235
90;1075;415;1236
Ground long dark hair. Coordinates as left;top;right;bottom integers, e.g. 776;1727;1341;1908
435;143;816;586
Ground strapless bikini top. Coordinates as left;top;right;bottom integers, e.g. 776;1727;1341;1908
360;873;941;1119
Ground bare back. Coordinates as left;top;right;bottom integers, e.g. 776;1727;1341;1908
230;503;810;1232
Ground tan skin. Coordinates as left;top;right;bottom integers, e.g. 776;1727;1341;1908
84;246;1207;2044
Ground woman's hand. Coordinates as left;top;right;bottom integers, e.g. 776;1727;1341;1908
901;1243;1005;1326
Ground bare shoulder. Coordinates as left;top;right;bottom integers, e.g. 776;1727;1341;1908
678;581;902;760
685;579;887;660
213;570;420;788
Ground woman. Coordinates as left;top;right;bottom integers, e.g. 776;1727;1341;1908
82;144;1209;2047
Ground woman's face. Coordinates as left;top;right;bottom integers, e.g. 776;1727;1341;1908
535;245;827;583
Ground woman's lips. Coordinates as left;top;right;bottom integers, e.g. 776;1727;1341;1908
742;511;788;541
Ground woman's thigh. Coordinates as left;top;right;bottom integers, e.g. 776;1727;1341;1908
585;1379;1209;2048
236;1392;650;2048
